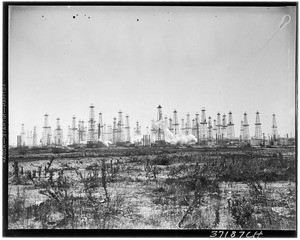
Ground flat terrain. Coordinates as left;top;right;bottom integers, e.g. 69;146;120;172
7;146;296;229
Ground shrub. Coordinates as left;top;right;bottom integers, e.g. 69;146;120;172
152;156;170;165
8;187;26;224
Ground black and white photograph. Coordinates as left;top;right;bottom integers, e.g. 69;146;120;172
3;1;297;237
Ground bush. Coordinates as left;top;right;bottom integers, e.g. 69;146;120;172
8;188;26;224
152;156;170;165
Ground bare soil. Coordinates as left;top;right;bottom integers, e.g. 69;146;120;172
7;146;296;229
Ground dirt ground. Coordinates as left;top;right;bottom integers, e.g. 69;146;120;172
7;146;296;229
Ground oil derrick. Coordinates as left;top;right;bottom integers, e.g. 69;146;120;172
254;111;262;139
173;109;179;135
227;111;235;139
186;113;191;135
103;124;107;142
216;113;222;140
17;135;22;147
81;121;87;142
112;117;117;144
240;121;244;141
143;126;151;146
195;113;200;143
117;110;125;143
243;113;250;141
192;119;196;136
107;125;113;142
98;112;104;142
156;105;164;141
213;119;217;140
54;117;63;145
77;120;82;142
271;113;278;141
71;116;77;144
125;115;131;142
207;117;213;141
200;108;207;140
150;119;156;143
169;118;174;133
42;113;52;146
181;119;185;136
30;131;33;145
136;121;141;135
157;105;163;120
26;131;29;146
67;126;71;145
164;116;168;129
88;104;96;143
33;126;37;146
21;124;25;146
221;114;227;140
262;133;266;145
29;131;33;146
26;131;32;147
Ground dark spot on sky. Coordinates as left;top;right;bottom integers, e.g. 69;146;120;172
42;15;44;18
137;18;139;21
88;17;90;19
215;15;217;18
73;16;75;19
76;14;78;16
84;14;86;16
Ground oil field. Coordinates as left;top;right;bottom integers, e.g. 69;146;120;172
8;104;296;230
6;4;296;233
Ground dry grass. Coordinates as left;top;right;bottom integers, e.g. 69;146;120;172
8;146;296;229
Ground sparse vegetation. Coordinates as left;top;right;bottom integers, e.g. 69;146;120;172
8;146;296;229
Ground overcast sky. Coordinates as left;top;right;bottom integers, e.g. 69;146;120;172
8;5;296;145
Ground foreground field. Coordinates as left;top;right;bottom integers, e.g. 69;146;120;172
8;146;296;229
